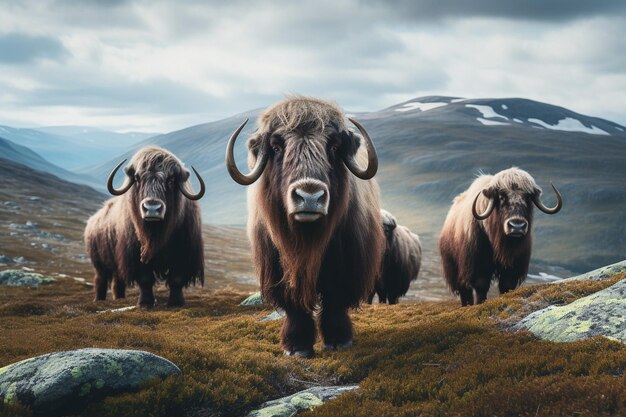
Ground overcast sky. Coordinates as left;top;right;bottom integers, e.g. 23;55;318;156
0;0;624;132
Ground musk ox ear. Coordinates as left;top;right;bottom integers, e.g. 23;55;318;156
482;186;497;199
246;133;265;157
123;165;135;176
181;168;190;182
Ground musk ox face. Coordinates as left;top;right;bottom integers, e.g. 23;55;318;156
226;96;378;233
472;168;563;240
107;146;205;225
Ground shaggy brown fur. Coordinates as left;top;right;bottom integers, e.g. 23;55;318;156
368;209;422;304
439;167;545;306
244;96;384;355
85;146;204;308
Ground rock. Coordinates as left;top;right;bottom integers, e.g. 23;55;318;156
0;348;180;416
0;270;55;286
518;277;626;343
554;260;626;284
246;385;359;417
0;255;15;264
240;292;263;306
260;310;285;322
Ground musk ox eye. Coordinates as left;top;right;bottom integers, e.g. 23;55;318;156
134;174;141;182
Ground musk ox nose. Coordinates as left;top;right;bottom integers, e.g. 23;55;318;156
287;179;329;222
506;219;528;236
141;198;166;221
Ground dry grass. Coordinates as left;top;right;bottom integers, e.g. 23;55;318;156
2;272;626;417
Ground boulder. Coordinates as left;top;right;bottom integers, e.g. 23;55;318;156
554;260;626;284
518;277;626;343
246;385;359;417
240;292;263;306
0;270;55;286
0;348;180;416
260;310;285;322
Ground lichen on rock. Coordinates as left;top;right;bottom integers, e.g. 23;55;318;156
0;348;180;416
519;275;626;343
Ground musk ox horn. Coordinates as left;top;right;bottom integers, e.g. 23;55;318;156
179;166;205;200
107;159;135;196
533;183;562;214
345;118;378;180
472;190;495;220
225;119;269;185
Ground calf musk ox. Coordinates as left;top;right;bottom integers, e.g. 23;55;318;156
439;167;562;306
85;146;205;308
368;209;422;305
226;96;384;357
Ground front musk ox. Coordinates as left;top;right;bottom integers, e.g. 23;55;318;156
226;96;384;357
439;167;562;306
85;146;205;308
368;209;422;305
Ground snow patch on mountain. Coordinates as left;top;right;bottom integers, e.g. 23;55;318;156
395;102;448;112
477;118;510;126
466;104;508;120
528;117;610;136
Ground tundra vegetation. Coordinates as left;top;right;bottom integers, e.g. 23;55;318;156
1;271;626;416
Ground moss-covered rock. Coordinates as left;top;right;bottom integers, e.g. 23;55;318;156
556;260;626;284
0;348;180;416
0;270;54;287
240;291;263;306
519;276;626;342
246;385;358;417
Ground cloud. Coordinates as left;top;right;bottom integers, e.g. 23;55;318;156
362;0;626;22
0;33;68;64
0;1;624;131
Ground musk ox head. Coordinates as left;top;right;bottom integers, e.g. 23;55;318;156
107;146;204;262
226;96;377;230
472;167;562;239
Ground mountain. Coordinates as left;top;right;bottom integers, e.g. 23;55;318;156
0;136;99;188
0;125;154;171
84;97;626;273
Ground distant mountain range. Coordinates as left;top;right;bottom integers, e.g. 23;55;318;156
2;96;625;274
0;125;154;171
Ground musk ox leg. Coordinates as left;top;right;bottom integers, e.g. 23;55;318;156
167;285;185;307
282;308;316;358
377;288;388;304
473;284;490;305
137;273;156;309
388;296;399;305
111;276;126;299
320;306;353;351
459;287;474;306
93;271;110;302
366;292;375;304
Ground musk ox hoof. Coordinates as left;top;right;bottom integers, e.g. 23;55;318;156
137;301;155;310
323;340;353;351
283;349;314;359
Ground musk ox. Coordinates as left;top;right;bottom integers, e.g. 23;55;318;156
439;167;562;306
368;209;422;305
85;146;205;308
226;96;384;357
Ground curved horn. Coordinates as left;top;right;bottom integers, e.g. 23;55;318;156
179;166;205;200
107;159;134;196
344;117;379;180
472;190;494;220
225;119;268;185
533;183;562;214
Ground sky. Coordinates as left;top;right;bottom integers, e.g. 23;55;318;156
0;0;625;133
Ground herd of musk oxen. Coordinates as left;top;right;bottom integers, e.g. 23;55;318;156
85;96;562;357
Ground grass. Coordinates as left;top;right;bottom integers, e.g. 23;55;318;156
1;272;626;417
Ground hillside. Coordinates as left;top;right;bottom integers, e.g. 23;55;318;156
84;96;626;274
1;262;625;417
0;137;96;188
